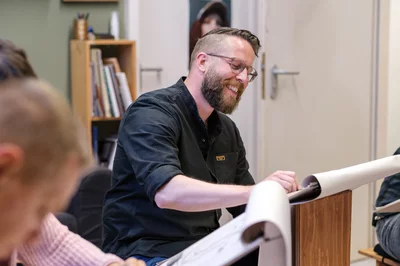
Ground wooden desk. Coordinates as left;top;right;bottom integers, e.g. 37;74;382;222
359;248;400;266
293;190;352;266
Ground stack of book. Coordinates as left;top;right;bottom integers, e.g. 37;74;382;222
90;48;133;118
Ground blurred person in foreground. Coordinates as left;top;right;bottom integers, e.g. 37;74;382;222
0;39;144;266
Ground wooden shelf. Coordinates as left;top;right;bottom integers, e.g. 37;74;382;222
92;117;122;121
64;0;119;2
70;39;136;154
71;39;135;46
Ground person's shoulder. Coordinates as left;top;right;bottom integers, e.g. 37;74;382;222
122;84;183;123
135;84;182;106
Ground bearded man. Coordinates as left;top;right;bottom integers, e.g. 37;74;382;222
102;27;299;266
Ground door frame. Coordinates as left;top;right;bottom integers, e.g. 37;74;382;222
374;0;391;245
123;0;140;97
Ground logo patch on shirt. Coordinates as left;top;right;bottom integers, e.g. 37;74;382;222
216;155;226;161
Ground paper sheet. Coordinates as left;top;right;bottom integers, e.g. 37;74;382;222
160;181;292;266
244;181;292;266
289;155;400;205
160;155;400;265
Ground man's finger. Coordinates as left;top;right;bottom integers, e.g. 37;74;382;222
276;173;297;192
123;258;146;266
277;170;296;177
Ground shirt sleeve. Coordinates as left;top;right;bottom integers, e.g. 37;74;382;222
119;96;184;203
17;214;122;266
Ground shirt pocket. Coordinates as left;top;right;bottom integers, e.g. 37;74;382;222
214;152;238;184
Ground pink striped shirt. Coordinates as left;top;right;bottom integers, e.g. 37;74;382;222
11;214;122;266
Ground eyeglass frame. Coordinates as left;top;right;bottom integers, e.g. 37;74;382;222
205;53;258;82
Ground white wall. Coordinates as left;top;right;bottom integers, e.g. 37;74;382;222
387;0;400;154
125;0;189;95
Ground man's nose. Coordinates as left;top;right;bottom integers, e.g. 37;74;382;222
236;68;249;85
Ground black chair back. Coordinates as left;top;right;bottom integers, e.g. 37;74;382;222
65;167;112;248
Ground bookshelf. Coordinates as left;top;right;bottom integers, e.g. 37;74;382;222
64;0;119;2
70;39;136;155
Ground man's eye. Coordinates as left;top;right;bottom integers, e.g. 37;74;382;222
231;63;242;71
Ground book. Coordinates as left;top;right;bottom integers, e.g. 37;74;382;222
287;181;320;204
90;49;105;117
105;64;125;115
159;181;292;266
104;66;120;117
116;72;133;110
103;57;122;73
92;126;99;164
289;155;400;205
159;155;400;266
107;139;117;170
89;62;97;117
95;49;112;117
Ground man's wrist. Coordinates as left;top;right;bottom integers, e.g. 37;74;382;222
242;184;254;202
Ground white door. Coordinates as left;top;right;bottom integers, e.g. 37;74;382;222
125;0;190;95
259;0;378;261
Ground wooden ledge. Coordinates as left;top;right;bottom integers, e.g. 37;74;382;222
358;248;400;266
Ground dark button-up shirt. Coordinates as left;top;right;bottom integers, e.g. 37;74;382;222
372;147;400;226
102;78;255;259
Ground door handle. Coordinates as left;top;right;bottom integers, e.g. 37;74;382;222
139;65;163;94
270;64;300;99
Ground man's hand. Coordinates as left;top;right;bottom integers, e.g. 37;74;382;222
263;171;299;193
109;258;146;266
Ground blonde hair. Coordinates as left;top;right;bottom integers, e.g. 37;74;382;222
0;78;91;183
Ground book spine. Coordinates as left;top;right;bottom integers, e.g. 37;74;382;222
104;66;120;117
116;72;133;110
97;49;112;117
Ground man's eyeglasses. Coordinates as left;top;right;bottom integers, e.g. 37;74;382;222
206;53;258;82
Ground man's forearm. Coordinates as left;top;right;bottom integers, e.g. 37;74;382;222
154;174;253;211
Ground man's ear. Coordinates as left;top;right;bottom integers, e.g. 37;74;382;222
0;144;24;186
196;52;208;73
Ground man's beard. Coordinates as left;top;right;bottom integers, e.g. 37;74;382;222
200;68;244;114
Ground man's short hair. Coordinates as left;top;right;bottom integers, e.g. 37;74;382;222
0;78;91;183
189;27;262;69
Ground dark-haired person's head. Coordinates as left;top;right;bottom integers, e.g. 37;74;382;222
0;39;91;259
0;39;37;80
189;1;230;59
